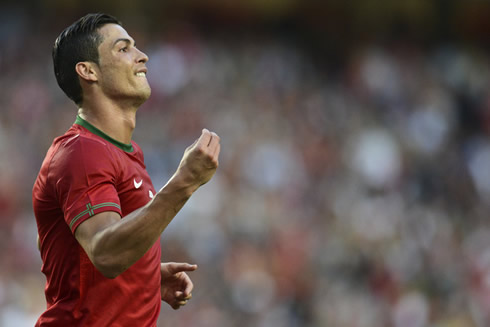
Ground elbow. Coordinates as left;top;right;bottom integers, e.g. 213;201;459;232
96;265;122;279
91;250;129;279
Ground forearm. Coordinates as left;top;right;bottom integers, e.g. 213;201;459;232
90;173;198;278
83;128;220;278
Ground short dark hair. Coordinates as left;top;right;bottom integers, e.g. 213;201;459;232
52;13;121;106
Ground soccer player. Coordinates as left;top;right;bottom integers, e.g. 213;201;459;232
32;13;220;326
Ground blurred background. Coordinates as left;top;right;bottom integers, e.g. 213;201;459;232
2;0;490;326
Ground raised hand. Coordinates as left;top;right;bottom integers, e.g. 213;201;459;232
176;129;220;188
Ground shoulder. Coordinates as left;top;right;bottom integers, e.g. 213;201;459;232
51;128;119;176
58;132;112;160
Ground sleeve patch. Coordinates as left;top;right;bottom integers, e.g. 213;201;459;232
69;202;121;229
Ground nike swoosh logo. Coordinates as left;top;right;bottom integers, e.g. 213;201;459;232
134;179;143;189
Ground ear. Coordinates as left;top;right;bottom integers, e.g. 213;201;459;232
75;62;98;82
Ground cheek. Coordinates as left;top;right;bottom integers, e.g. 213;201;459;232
98;70;125;95
99;65;124;84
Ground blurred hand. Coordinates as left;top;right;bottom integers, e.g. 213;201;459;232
177;129;220;188
160;262;197;310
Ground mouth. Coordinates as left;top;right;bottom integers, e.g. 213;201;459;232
135;67;148;77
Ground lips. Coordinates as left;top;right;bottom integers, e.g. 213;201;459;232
135;67;147;77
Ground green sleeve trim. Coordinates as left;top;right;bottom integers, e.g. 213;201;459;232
75;115;134;152
69;202;121;230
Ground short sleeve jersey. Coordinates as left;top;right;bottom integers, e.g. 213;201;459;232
32;116;161;327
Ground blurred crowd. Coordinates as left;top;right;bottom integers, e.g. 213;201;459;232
2;9;490;327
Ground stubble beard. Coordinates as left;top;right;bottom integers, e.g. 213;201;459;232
133;86;151;108
104;79;152;109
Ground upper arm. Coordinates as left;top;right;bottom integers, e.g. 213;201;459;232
51;138;122;233
74;211;122;261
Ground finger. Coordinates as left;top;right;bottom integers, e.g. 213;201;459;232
208;131;220;148
166;262;198;274
175;291;192;300
212;142;221;161
183;275;194;297
173;273;194;298
196;129;212;148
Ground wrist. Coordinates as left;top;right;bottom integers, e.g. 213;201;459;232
161;170;199;198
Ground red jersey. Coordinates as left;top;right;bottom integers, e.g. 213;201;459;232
32;116;161;327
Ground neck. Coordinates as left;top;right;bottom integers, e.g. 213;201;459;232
77;98;138;145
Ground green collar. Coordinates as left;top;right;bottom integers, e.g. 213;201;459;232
75;115;134;153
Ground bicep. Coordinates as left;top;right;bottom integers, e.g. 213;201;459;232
74;211;122;257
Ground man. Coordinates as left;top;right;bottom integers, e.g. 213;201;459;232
32;13;220;326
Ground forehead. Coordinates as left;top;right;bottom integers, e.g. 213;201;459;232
97;24;133;47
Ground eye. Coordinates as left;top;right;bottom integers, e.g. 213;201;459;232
119;47;128;53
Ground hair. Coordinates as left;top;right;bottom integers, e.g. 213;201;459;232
52;13;121;106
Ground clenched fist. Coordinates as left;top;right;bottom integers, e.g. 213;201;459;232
176;128;220;189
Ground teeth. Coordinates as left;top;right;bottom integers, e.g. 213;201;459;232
136;72;146;77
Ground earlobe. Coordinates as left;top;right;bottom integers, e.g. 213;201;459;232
75;62;98;82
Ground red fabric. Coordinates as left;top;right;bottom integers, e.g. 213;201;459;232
33;122;161;326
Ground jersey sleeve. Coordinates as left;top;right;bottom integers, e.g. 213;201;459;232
50;135;123;233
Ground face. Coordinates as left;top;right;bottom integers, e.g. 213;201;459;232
94;24;151;106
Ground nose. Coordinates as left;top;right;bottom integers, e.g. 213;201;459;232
136;48;149;64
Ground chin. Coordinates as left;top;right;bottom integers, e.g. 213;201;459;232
134;87;152;106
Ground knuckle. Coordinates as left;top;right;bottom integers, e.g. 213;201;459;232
194;146;205;155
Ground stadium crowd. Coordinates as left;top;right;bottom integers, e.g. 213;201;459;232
1;9;490;327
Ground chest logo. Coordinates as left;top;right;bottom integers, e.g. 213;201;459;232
134;179;143;189
149;190;154;199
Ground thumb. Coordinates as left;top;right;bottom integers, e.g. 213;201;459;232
186;129;209;151
196;128;211;147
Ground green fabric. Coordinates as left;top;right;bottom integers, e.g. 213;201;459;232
75;115;134;152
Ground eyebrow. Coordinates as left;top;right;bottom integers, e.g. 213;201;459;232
113;38;136;48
